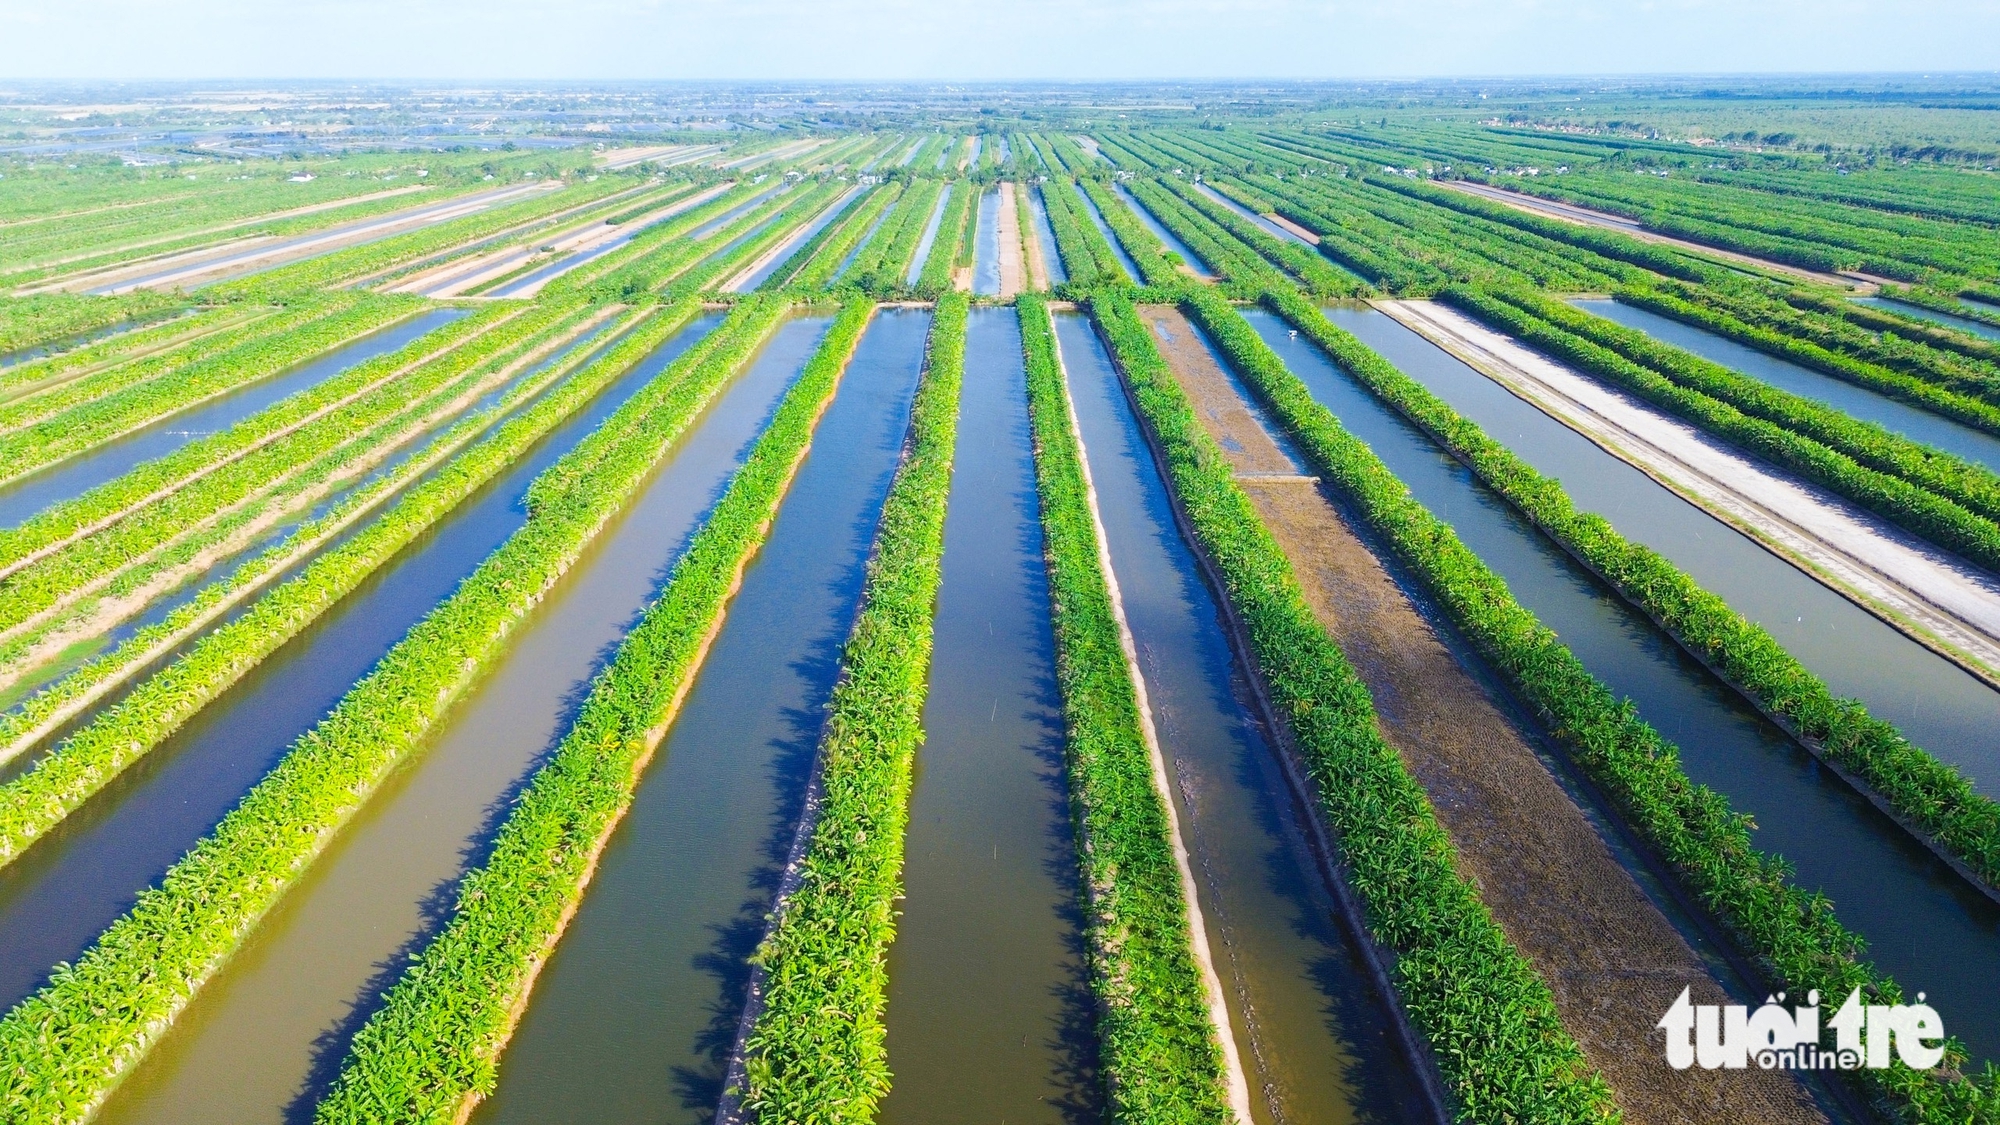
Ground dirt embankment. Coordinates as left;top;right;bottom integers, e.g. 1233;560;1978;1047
994;183;1026;298
1139;305;1826;1125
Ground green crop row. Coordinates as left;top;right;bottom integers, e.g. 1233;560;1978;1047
0;302;506;579
842;179;943;294
1101;289;1614;1123
1122;178;1293;295
787;182;905;292
0;295;419;489
1016;293;1234;1124
738;293;963;1122
1077;178;1181;286
0;291;186;359
1037;180;1128;287
0;306;643;782
1487;286;2000;529
1150;176;1365;297
545;180;771;296
311;299;871;1124
1794;291;2000;366
1245;288;2000;1119
1625;280;2000;414
0;297;771;1125
1450;286;2000;574
0;301;597;684
585;181;809;298
0;294;363;436
1220;175;1450;295
915;182;974;297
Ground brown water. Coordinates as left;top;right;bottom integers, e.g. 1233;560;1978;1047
879;307;1098;1124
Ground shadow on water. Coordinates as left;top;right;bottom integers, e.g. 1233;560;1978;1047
1278;305;2000;1068
0;307;466;528
0;313;725;1017
470;309;928;1125
86;313;824;1125
1056;311;1431;1125
880;308;1100;1125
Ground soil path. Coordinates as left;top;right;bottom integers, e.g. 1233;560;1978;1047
1438;180;1875;293
1383;298;2000;690
1140;304;1827;1125
995;182;1026;298
1019;188;1052;292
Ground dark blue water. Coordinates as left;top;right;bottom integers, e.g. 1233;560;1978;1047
974;188;1001;296
1276;305;2000;1066
0;308;464;529
1856;296;2000;345
471;309;930;1125
0;313;726;1016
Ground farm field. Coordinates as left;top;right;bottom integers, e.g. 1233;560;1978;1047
2;78;1999;1125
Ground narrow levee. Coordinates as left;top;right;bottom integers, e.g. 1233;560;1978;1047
88;312;830;1125
1275;305;2000;1068
879;307;1098;1125
1070;184;1141;283
466;308;928;1125
1579;297;2000;477
0;307;463;528
1159;305;1823;1123
1055;310;1434;1125
0;312;729;1016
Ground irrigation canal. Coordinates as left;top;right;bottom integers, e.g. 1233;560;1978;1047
1056;310;1435;1125
1285;305;2000;1068
468;308;927;1124
1069;184;1141;283
0;311;727;1017
879;308;1096;1124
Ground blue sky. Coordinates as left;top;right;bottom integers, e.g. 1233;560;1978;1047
1;0;1996;79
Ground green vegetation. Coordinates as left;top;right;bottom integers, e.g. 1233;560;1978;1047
312;299;872;1123
0;297;786;1125
1219;288;2000;1120
1017;294;1234;1124
738;293;963;1121
1097;289;1616;1123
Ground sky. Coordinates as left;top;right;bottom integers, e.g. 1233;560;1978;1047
0;0;1997;80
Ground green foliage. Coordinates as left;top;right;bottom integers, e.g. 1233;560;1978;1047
1076;178;1181;286
0;298;765;1125
739;294;964;1121
1448;286;2000;574
1255;287;2000;1119
1018;294;1234;1124
1101;289;1615;1124
312;299;871;1124
0;292;185;357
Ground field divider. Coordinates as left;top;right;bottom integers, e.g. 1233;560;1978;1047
724;294;962;1122
0;306;266;409
0;296;802;1124
1096;288;1621;1123
1226;288;2000;1120
0;298;703;862
309;300;876;1125
0;302;625;711
1012;294;1240;1125
0;300;598;665
0;295;422;494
